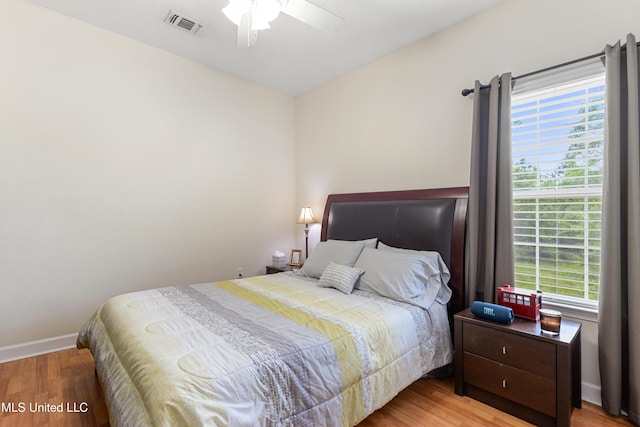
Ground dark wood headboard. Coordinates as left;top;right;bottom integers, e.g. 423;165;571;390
320;187;468;317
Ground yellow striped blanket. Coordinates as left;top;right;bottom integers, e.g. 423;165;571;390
77;272;452;426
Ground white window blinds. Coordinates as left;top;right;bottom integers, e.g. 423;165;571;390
511;63;605;304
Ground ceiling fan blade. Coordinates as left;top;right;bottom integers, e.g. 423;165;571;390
280;0;344;35
237;13;258;48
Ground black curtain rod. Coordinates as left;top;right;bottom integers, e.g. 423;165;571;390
460;40;640;97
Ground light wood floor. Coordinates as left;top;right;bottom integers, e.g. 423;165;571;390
0;348;632;427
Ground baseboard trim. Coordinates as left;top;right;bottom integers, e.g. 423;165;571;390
582;381;602;406
0;333;77;364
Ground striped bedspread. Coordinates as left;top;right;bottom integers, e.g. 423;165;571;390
77;272;453;426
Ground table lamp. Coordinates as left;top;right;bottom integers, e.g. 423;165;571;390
296;207;318;260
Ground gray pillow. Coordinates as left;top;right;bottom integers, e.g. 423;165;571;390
358;238;378;248
318;262;365;294
353;247;451;309
377;242;451;285
298;240;366;279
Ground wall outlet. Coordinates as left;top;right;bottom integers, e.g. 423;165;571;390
237;267;243;278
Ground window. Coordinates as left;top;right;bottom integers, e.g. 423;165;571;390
511;63;605;307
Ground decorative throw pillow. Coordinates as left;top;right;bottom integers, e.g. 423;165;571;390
318;262;365;294
298;239;366;279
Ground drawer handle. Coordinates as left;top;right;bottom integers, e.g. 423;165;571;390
502;379;507;388
502;346;507;355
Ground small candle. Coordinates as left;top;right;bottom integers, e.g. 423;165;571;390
540;309;562;335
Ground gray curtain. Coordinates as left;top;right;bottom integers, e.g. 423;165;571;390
599;33;640;425
466;73;515;305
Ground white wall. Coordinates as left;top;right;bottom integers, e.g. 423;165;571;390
0;0;296;350
295;0;640;403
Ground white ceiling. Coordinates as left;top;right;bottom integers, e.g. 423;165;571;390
26;0;504;96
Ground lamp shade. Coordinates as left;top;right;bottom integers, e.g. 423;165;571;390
296;207;318;225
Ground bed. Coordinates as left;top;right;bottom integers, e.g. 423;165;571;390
77;187;468;426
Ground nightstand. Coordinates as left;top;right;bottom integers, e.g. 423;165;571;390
454;307;581;427
265;265;293;274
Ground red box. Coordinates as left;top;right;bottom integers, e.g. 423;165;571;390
497;285;541;321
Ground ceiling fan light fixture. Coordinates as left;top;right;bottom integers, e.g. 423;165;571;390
223;0;281;30
254;0;281;23
222;0;251;25
250;15;270;31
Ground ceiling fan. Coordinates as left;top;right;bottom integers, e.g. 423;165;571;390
222;0;344;47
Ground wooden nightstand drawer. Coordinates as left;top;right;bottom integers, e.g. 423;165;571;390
463;322;556;379
464;352;556;416
454;307;582;427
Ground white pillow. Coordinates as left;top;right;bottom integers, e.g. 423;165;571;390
353;247;452;309
318;262;365;294
298;240;366;279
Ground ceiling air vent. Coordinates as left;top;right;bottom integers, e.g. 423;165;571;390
164;10;204;34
